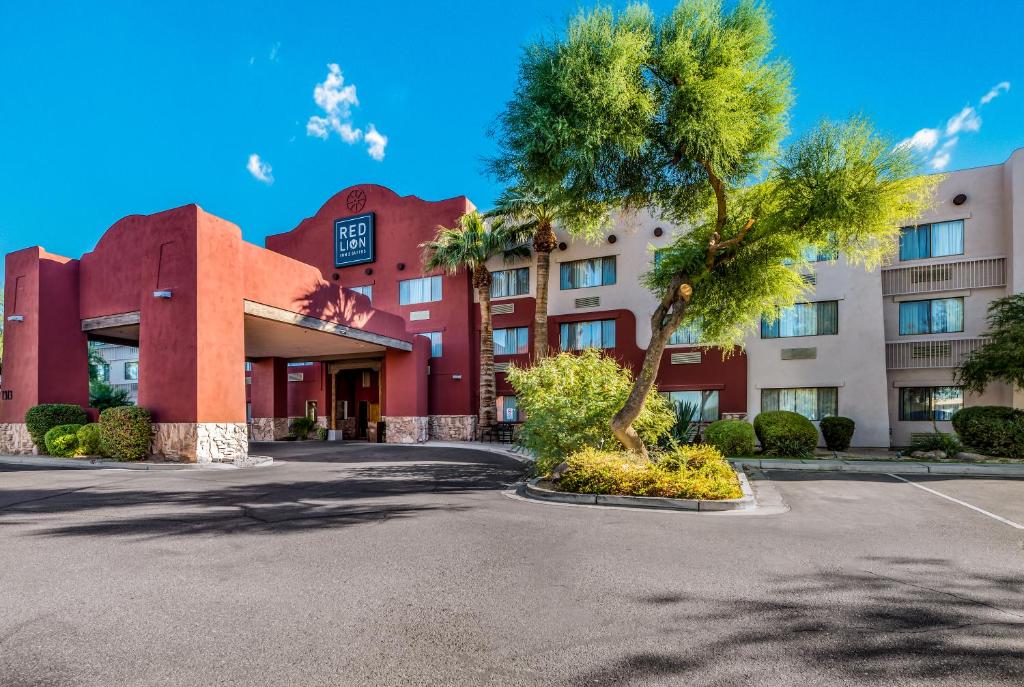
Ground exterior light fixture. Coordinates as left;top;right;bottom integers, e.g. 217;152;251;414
654;226;664;237
6;315;24;322
952;193;968;206
332;273;340;281
153;290;173;299
608;234;617;244
397;262;406;271
558;242;567;251
364;267;373;275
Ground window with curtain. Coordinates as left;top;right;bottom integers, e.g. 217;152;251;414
899;220;964;260
898;297;964;335
418;332;442;357
497;395;525;422
494;327;529;355
761;387;838;421
124;361;139;381
899;387;963;421
663;390;720;422
669;319;703;345
559;319;616;350
348;285;372;302
761;301;838;338
97;363;110;382
559;256;616;289
490;268;529;298
399;275;442;305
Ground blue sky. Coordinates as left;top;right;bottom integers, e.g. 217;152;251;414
1;0;1021;279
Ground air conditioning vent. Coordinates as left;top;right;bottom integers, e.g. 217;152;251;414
670;351;701;365
409;310;430;321
494;362;511;373
287;373;304;382
781;347;817;360
575;296;600;309
911;264;953;284
912;342;951;358
492;302;515;315
800;273;816;286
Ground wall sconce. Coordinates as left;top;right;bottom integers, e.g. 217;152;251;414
397;262;406;271
6;315;24;322
607;234;617;244
654;226;664;237
153;290;173;299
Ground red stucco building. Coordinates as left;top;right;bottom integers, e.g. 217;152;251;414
0;184;746;462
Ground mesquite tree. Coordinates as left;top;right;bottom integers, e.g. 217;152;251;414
492;0;934;456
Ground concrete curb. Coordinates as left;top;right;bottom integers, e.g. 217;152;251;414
418;441;536;464
730;458;1024;477
522;469;755;512
0;454;273;471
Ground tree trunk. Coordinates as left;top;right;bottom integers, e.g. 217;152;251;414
532;221;558;360
610;277;690;459
477;276;498;432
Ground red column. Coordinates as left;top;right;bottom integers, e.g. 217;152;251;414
250;357;289;439
382;336;430;443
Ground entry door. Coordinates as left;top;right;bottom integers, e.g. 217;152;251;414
357;400;369;439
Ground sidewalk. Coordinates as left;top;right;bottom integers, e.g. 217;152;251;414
730;457;1024;477
0;454;271;471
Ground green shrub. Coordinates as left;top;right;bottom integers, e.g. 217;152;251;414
99;406;151;461
316;426;329;441
753;410;819;457
44;424;83;457
76;423;102;456
557;445;742;500
25;404;89;453
909;431;962;456
289;416;317;439
703;420;756;456
89;380;133;412
820;416;855;451
950;406;1024;458
507;349;675;474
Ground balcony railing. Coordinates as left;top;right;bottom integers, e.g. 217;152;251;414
881;256;1006;296
886;337;990;370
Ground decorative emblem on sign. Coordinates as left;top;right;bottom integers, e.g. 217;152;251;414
334;213;376;268
346;189;367;213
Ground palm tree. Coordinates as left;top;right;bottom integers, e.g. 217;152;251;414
421;211;529;433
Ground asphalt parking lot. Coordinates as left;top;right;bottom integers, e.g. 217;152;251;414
1;442;1022;686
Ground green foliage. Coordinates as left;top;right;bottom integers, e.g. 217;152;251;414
556;445;742;500
951;406;1024;458
289;416;317;439
753;410;818;457
956;295;1024;394
820;416;855;452
668;400;699;445
507;349;675;473
909;432;963;456
44;424;83;457
99;406;151;461
703;419;757;456
76;423;102;456
89;379;133;412
420;210;531;277
316;426;329;441
25;404;88;453
87;346;107;381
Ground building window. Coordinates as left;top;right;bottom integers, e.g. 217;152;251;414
898;297;964;335
899;220;964;261
491;268;529;298
287;361;311;367
669;320;702;345
494;327;529;355
420;331;443;358
96;363;110;382
244;362;253;372
761;301;838;338
399;275;442;305
663;390;720;422
899;386;963;421
498;395;525;422
761;387;838;421
559;319;616;351
124;361;139;381
305;400;318;421
559;256;616;290
349;285;372;302
361;371;371;388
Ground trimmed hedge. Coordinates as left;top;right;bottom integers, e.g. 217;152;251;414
703;419;757;457
44;424;83;457
820;416;855;451
99;406;152;461
76;423;102;456
25;404;88;453
753;410;819;457
951;406;1024;458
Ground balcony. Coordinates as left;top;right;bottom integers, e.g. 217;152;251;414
881;256;1006;296
886;337;990;370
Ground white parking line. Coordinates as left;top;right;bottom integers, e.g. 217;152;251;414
887;473;1024;530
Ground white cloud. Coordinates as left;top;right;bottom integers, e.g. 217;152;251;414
980;81;1010;105
897;127;940;153
305;63;387;161
365;124;388;161
269;42;280;62
945;106;981;136
247;153;274;184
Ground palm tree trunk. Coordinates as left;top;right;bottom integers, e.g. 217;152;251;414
478;281;497;432
609;277;691;459
532;221;558;360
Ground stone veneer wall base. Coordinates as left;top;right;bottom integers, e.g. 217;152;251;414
151;423;248;463
250;417;291;441
427;415;478;442
383;416;429;444
0;423;36;455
